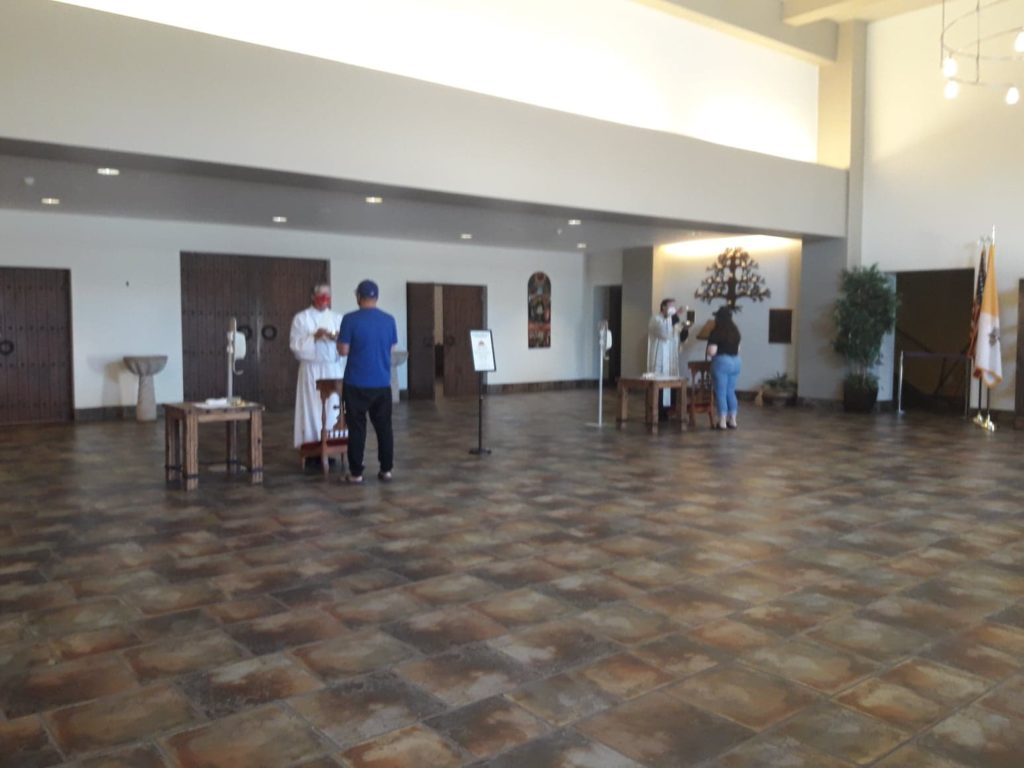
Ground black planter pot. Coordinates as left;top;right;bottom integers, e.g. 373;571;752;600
843;382;878;413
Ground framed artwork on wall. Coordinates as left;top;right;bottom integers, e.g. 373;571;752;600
528;272;551;348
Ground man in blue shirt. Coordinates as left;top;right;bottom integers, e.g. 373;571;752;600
337;280;398;483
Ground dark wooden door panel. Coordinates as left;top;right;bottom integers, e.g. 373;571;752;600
442;284;485;398
181;253;328;411
1017;279;1024;429
0;267;73;425
406;282;436;400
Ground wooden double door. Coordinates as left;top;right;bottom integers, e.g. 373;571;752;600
0;267;74;425
407;283;486;399
181;253;329;411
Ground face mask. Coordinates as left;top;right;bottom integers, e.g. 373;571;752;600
313;295;331;310
666;306;677;316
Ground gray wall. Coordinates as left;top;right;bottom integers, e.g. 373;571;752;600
1;0;847;239
797;238;847;400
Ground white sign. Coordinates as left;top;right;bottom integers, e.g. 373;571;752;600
470;329;496;373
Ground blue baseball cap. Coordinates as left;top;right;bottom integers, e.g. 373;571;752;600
356;279;379;299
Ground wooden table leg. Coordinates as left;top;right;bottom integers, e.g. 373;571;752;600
184;411;199;491
225;422;238;474
617;382;628;428
165;413;180;482
646;384;658;434
677;383;687;430
249;411;264;485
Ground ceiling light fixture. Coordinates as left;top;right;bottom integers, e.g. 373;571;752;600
460;233;473;240
941;1;1023;105
40;197;60;206
272;216;288;223
568;219;582;226
577;242;587;249
365;196;383;204
96;167;120;176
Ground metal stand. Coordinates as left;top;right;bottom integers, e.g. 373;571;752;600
469;372;491;455
587;322;610;428
897;351;905;416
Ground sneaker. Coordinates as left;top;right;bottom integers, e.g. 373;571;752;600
344;474;364;485
378;471;393;482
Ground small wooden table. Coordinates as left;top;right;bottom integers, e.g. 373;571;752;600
617;377;687;434
164;402;264;490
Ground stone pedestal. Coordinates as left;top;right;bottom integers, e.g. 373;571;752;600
391;349;408;404
123;355;168;422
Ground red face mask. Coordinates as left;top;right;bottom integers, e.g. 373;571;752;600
313;294;331;310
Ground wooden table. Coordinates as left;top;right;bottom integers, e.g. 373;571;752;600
617;377;687;434
164;402;264;490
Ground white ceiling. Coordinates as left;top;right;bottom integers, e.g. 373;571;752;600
0;142;741;253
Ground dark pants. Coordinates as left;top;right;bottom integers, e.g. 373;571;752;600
343;385;393;477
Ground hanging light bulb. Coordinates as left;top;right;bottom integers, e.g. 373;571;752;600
1006;86;1021;105
1015;29;1024;54
944;80;960;99
942;56;959;78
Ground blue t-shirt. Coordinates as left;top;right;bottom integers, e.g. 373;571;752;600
339;307;398;388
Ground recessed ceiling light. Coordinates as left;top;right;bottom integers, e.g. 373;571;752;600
96;167;120;176
365;196;383;204
272;216;288;223
577;242;587;249
40;197;60;206
568;219;582;226
460;233;473;240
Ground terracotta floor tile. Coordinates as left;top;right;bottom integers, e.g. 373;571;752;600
742;639;877;694
339;724;464;768
427;696;548;760
182;653;323;717
978;675;1024;719
76;744;169;767
776;700;909;764
395;643;531;707
0;715;64;768
873;743;973;768
47;682;197;755
164;705;326;767
575;603;675;645
294;629;416;682
632;632;725;677
2;653;138;717
634;584;748;627
711;734;851;768
125;630;245;682
489;620;618;676
577;652;674;699
402;573;497;606
226;607;347;654
837;677;948;730
506;670;620;726
921;704;1024;768
667;663;818;730
809;615;930;663
483;727;641;768
881;658;991;706
577;691;754;767
686;618;779;655
470;588;571;628
384;607;506;655
288;672;445;748
326;590;427;628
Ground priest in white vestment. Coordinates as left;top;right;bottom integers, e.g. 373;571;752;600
290;283;346;448
647;298;689;419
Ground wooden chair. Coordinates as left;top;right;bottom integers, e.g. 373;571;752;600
687;361;716;428
297;378;348;476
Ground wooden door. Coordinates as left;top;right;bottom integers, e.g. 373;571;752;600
608;285;622;383
258;257;328;410
406;282;436;400
0;267;73;424
442;284;485;397
181;253;328;411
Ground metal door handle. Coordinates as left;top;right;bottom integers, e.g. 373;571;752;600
261;325;278;341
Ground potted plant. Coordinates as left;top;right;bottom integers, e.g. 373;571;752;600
761;372;798;407
833;264;898;412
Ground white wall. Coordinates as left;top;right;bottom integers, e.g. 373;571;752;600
1;0;848;239
56;0;820;162
0;210;598;410
655;236;802;391
863;5;1022;409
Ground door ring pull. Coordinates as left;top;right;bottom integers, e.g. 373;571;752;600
261;325;278;341
0;340;13;356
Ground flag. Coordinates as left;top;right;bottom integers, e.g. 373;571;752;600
973;242;1002;387
967;244;987;362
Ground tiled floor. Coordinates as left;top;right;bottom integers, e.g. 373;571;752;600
2;391;1024;767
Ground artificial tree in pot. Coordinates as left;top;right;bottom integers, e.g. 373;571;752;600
833;264;898;412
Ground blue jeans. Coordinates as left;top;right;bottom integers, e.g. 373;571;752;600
711;354;741;417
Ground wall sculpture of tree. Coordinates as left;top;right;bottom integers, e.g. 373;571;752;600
695;247;771;311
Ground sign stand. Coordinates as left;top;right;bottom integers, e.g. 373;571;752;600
587;321;612;428
469;330;496;456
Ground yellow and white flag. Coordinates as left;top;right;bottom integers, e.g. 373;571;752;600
973;243;1002;387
